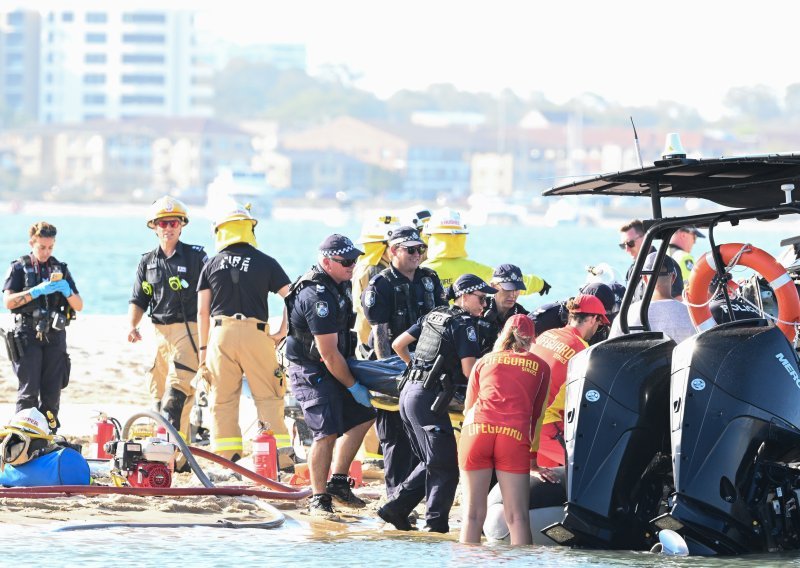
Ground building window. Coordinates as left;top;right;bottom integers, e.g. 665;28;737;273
83;114;104;121
121;74;164;85
86;12;108;23
7;12;25;26
122;33;165;44
62;12;74;22
86;32;107;43
84;93;106;105
45;93;53;104
5;93;22;106
5;32;23;46
85;53;107;64
122;12;166;23
5;53;23;66
122;53;165;64
4;73;23;86
83;74;106;85
121;94;164;105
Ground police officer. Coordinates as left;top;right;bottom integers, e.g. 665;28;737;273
378;274;495;533
478;264;529;354
3;221;83;429
197;205;292;461
669;226;705;286
128;197;207;438
363;225;446;495
285;234;376;518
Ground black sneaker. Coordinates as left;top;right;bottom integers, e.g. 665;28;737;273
326;477;366;508
309;493;339;520
377;502;414;531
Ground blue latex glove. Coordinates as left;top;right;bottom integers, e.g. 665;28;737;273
29;280;60;299
347;381;372;408
52;279;72;298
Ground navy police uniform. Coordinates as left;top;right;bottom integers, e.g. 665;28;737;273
285;240;375;442
479;298;528;355
198;242;291;458
531;282;617;345
130;241;207;433
3;255;78;423
363;226;446;495
380;274;491;533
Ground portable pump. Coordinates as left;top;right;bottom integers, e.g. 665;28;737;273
105;437;176;488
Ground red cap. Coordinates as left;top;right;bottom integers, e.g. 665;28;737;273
572;294;611;325
504;313;535;340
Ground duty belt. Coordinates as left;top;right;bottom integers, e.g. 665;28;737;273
214;315;267;332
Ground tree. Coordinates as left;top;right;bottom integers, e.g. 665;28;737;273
723;85;781;121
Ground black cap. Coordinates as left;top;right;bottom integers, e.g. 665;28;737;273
451;274;498;298
388;225;424;247
318;234;363;260
644;252;681;279
679;225;706;238
492;263;526;291
579;282;615;313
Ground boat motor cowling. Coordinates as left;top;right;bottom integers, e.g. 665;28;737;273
661;320;800;554
544;332;675;549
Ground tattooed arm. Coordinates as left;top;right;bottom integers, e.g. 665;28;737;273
374;323;393;360
3;289;32;310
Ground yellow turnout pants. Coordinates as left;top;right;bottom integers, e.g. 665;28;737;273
206;316;288;459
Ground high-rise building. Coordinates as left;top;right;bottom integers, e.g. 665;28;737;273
0;9;41;124
38;9;213;123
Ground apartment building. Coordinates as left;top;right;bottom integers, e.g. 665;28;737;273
38;9;212;123
0;10;41;123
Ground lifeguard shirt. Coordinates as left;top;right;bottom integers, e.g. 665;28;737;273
530;325;589;404
465;350;550;442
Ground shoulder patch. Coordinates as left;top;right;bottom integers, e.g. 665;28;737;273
191;245;204;251
364;290;376;308
466;326;478;342
421;276;434;291
315;301;329;318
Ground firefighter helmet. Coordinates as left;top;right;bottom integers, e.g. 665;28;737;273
214;203;258;231
357;214;400;244
147;196;189;229
423;209;468;235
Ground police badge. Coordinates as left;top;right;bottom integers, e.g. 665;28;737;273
315;301;329;318
466;326;477;342
364;290;376;307
422;277;434;291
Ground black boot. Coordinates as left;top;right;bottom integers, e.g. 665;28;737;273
161;387;187;434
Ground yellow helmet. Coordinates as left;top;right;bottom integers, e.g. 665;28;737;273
423;208;468;235
147;196;189;229
214;203;258;231
357;214;400;244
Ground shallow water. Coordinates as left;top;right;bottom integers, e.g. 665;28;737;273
5;521;800;567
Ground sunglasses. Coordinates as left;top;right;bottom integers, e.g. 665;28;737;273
402;245;427;255
469;293;488;305
618;239;638;250
156;220;181;229
329;257;357;268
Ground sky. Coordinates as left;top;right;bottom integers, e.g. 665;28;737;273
20;0;800;120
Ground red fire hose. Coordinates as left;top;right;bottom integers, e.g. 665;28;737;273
186;445;303;493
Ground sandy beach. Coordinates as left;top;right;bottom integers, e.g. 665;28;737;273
0;314;398;531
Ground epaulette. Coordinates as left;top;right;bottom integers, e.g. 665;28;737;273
191;245;205;252
418;266;438;278
368;273;385;286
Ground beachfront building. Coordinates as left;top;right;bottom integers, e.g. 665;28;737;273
38;9;212;123
0;10;41;125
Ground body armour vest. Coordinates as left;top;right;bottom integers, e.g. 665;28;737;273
411;305;465;382
287;267;355;360
10;255;70;320
381;266;438;340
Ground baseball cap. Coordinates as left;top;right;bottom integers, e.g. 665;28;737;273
679;226;706;238
579;282;615;314
504;313;535;339
451;274;498;297
318;234;363;260
571;294;611;325
643;251;681;279
492;263;527;291
388;225;425;247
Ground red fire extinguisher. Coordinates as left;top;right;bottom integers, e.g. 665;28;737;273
253;424;278;480
91;412;115;459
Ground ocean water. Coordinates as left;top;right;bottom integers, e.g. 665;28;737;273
0;211;792;316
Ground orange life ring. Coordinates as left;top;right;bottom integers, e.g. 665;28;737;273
686;243;800;342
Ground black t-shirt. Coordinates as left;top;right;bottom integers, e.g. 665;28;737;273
197;243;290;321
129;241;207;324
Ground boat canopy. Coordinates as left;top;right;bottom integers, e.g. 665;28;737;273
544;154;800;210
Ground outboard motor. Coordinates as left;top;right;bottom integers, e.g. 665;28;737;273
654;320;800;554
543;332;675;549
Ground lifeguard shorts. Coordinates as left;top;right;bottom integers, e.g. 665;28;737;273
458;422;530;474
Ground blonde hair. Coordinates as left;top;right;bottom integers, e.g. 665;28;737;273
29;221;57;239
492;323;533;353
